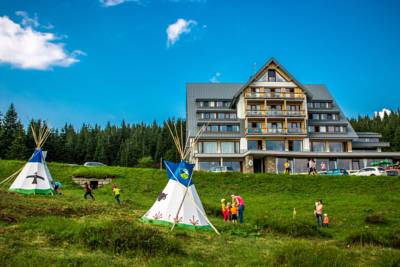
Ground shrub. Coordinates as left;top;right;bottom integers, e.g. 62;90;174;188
136;156;154;168
346;230;400;248
365;212;386;224
254;217;331;238
72;167;123;179
80;220;184;256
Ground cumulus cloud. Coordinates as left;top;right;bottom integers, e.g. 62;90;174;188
166;18;197;47
209;72;221;83
374;108;392;119
0;13;83;70
100;0;140;7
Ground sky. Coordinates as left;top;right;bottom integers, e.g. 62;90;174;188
0;0;399;128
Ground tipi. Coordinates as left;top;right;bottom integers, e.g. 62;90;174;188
3;124;55;195
141;122;219;234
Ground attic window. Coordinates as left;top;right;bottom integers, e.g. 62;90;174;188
268;70;276;82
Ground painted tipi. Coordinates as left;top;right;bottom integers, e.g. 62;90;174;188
4;124;55;195
141;122;219;234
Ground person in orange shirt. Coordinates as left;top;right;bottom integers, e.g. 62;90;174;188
323;213;329;227
231;203;238;224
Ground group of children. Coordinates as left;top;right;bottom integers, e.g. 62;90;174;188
83;182;122;205
220;198;239;223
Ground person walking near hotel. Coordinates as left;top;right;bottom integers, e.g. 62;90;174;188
232;194;245;224
308;159;313;175
84;182;95;200
112;184;122;205
321;161;327;172
284;160;291;174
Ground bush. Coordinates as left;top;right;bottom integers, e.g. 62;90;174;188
136;156;154;168
72;166;123;179
80;220;184;256
365;212;386;224
254;216;331;238
346;230;400;248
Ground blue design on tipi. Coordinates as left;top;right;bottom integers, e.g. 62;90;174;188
29;149;43;163
164;160;194;187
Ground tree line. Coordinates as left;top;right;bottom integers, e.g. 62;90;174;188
0;104;184;167
1;104;400;166
349;109;400;151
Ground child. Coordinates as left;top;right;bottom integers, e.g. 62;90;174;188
323;213;329;227
231;203;238;224
84;182;95;200
220;198;226;217
224;202;231;221
112;184;122;205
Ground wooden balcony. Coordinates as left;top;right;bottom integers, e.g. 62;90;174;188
246;127;307;135
246;110;306;117
245;92;305;99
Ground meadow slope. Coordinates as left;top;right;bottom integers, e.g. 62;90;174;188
0;160;399;267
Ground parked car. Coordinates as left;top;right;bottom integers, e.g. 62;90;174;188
83;162;107;167
321;169;349;176
385;169;399;176
353;167;385;176
210;166;233;173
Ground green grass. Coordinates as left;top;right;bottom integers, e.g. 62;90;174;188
0;160;400;266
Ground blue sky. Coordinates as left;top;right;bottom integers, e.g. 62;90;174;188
0;0;399;128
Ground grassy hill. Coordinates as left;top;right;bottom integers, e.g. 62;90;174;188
0;160;399;266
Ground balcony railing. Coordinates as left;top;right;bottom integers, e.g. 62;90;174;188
246;128;307;135
246;110;305;117
245;92;304;99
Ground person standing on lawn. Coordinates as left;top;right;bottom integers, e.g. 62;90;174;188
84;182;95;200
232;194;245;224
314;199;323;227
112;184;122;205
284;160;291;174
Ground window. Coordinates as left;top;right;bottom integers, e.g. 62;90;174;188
199;161;220;171
289;140;302;151
308;126;315;133
312;142;326;152
229;113;237;119
224;102;231;107
222;162;241;172
319;126;327;133
328;142;343;152
211;125;219;132
210;113;217;119
203;142;218;153
220;125;227;132
268;70;276;82
314;102;321;109
218;113;225;119
311;113;320;120
232;125;240;132
328;126;335;133
221;142;235;153
209;101;215;107
216;101;223;108
248;140;262;150
308;103;313;109
266;140;285;151
320;114;327;120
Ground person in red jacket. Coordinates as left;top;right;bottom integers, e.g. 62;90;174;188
223;202;231;221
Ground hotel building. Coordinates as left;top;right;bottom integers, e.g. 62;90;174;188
186;58;400;173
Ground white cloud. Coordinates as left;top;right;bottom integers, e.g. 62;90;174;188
16;11;39;28
166;18;197;47
0;14;83;70
374;108;392;119
100;0;140;7
209;72;221;83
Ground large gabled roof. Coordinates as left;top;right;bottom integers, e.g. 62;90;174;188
231;57;309;107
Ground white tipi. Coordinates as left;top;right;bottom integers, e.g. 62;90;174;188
141;122;219;234
3;124;55;195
